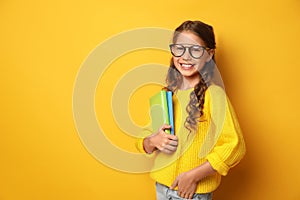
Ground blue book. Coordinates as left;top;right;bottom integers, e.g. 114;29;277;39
166;91;174;135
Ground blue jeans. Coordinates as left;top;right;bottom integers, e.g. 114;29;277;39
156;182;212;200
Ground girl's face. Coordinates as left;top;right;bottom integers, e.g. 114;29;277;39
172;31;214;83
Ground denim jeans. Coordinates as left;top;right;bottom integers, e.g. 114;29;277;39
156;182;212;200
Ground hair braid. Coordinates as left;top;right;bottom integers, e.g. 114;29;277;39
184;77;208;133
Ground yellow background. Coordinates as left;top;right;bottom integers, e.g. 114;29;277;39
1;0;300;199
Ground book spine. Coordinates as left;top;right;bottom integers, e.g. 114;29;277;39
161;91;170;134
166;91;174;135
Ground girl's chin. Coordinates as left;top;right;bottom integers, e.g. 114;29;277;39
180;71;199;79
177;67;198;77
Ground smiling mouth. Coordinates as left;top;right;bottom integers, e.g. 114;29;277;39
180;63;194;70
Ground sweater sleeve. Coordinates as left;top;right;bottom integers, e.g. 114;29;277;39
135;126;153;154
205;86;246;176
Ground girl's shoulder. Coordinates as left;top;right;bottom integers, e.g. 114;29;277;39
205;84;226;98
204;84;227;109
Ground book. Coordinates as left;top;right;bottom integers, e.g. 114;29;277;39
149;90;174;135
166;91;174;135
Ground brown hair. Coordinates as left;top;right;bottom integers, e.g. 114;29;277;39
166;20;216;133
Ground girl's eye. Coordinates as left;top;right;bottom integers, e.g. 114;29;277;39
176;46;184;51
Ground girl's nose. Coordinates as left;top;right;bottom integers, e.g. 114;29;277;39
181;49;192;60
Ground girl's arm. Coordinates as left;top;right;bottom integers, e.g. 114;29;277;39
170;86;245;199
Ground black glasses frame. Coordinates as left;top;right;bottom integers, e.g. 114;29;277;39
169;44;210;59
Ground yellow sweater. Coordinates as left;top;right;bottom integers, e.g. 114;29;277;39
136;85;246;193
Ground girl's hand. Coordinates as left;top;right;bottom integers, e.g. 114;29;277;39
170;171;198;199
148;124;178;154
169;162;216;199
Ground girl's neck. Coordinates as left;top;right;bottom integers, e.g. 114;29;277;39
180;75;200;90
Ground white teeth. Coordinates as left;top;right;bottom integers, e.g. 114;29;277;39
181;64;192;68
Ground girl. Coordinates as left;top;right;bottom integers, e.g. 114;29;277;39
136;20;246;200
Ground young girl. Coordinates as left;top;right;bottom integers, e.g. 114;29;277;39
136;20;246;200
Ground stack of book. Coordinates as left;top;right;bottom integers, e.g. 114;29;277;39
149;90;174;135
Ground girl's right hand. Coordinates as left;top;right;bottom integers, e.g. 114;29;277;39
146;124;178;154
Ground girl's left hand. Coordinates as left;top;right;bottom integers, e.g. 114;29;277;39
170;171;198;199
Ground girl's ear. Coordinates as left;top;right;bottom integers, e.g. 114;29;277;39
205;49;215;62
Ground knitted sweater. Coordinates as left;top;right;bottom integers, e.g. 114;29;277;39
136;85;246;193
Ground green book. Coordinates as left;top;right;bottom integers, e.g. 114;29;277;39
149;90;170;134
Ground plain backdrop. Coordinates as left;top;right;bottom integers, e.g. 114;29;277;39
1;0;300;199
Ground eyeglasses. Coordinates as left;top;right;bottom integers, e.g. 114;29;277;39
169;44;210;59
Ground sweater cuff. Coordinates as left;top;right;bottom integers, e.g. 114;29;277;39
135;138;147;154
135;137;157;158
206;152;230;176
